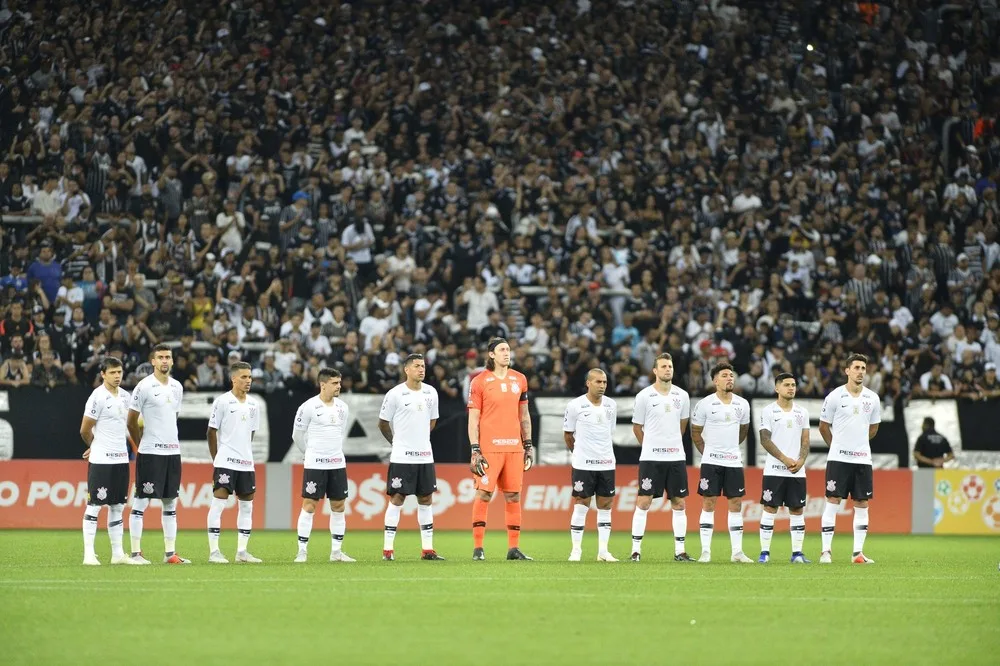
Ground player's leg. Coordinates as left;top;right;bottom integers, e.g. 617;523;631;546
569;468;592;561
296;469;326;561
724;468;751;563
697;464;722;562
82;463;104;565
160;455;189;563
595;470;617;561
234;470;262;563
758;476;780;562
209;468;234;563
501;451;527;558
821;462;847;563
472;452;501;559
328;469;353;562
383;464;407;560
107;463;130;564
851;465;874;564
667;462;691;560
631;461;661;560
788;478;809;563
129;454;154;562
417;463;442;559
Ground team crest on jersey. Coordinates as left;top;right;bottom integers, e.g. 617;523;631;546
795;414;805;427
640;478;652;491
604;405;614;421
862;401;871;413
142;482;155;495
390;477;402;489
425;397;434;409
673;398;682;410
510;382;520;394
762;489;773;503
218;473;230;485
827;479;837;492
96;487;107;501
573;480;584;492
734;407;744;420
699;478;709;490
305;481;317;494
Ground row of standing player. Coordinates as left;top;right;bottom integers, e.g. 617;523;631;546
77;341;880;565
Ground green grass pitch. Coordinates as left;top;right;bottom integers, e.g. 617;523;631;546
1;531;998;665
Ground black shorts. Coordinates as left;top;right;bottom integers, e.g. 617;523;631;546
825;461;874;501
87;463;130;505
386;463;437;497
213;467;257;497
697;463;745;498
761;476;808;509
302;468;349;501
135;454;182;499
637;460;689;499
571;468;616;498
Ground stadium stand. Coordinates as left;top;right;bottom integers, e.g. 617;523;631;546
1;0;999;405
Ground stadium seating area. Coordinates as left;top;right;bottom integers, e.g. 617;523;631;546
1;0;999;402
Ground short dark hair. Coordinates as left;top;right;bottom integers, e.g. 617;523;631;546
844;353;868;368
229;361;252;373
152;343;172;355
403;353;424;369
100;357;123;372
318;368;341;382
654;352;673;365
710;362;735;380
774;372;796;384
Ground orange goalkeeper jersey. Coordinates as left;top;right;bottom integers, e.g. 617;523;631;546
468;369;528;452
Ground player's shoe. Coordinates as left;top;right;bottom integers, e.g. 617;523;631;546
294;551;308;563
731;552;754;563
569;548;583;562
630;552;641;562
472;547;485;561
110;554;129;565
163;554;191;564
208;551;230;564
790;552;812;564
330;551;356;562
506;547;533;560
852;552;875;564
758;551;770;564
597;552;619;562
698;551;712;563
421;550;446;561
383;550;395;561
674;552;695;562
129;552;151;565
236;551;263;563
819;551;833;564
82;554;101;566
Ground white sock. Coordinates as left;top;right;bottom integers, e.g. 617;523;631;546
759;511;775;553
699;510;714;554
597;509;612;554
853;507;869;554
83;505;101;558
672;508;688;555
330;511;346;553
207;497;226;553
130;497;149;555
162;498;178;556
821;502;838;553
790;513;806;553
728;511;744;555
383;503;401;551
237;500;253;552
631;507;647;553
417;504;434;551
570;503;588;550
108;504;125;558
297;509;315;552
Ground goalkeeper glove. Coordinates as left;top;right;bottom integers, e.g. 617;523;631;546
470;445;489;477
523;439;533;471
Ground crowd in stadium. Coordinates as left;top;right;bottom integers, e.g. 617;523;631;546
1;0;1000;405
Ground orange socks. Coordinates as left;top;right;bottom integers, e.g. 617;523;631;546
506;502;521;549
472;499;488;548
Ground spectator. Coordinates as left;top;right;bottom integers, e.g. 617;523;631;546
31;352;65;389
917;363;955;398
912;418;955;469
27;242;61;303
196;351;225;389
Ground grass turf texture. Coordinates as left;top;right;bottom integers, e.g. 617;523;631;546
1;531;997;665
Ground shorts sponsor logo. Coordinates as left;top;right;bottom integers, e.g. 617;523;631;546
827;479;837;492
640;478;652;491
142;481;154;495
585;459;614;466
305;481;317;494
762;489;773;503
390;477;402;489
96;487;107;501
217;473;231;485
573;480;584;492
699;478;709;490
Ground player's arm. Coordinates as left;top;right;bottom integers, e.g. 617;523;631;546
690;399;706;453
563;403;577;451
868;397;881;440
429;389;439;432
292;405;310;451
818;395;835;446
563;430;575;451
759;428;794;469
632;423;644;445
738;400;750;443
791;425;810;474
127;405;143;446
80;415;97;459
519;397;533;471
207;398;222;459
378;393;395;444
868;423;879;440
738;422;749;444
680;395;691;436
378;419;393;444
467;379;488;475
631;392;645;445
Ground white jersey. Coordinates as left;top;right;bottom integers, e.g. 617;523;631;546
691;392;751;468
83;385;131;465
129;374;183;456
632;384;690;462
293;395;349;470
563;395;616;471
379;383;439;464
208;391;260;472
758;401;809;478
820;385;881;466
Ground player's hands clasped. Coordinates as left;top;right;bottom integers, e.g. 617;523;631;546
523;440;533;471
